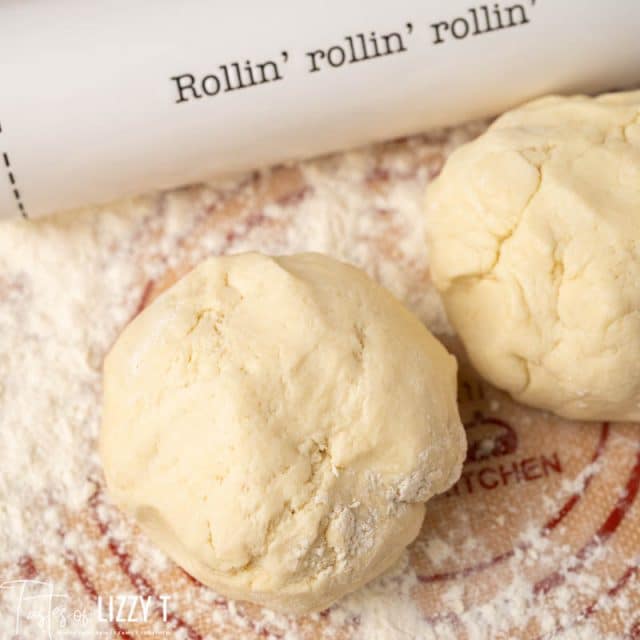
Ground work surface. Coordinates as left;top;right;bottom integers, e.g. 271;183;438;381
0;121;638;639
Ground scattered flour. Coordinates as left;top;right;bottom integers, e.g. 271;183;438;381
0;123;637;638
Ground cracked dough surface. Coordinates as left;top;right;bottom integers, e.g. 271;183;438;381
100;252;465;613
427;91;640;421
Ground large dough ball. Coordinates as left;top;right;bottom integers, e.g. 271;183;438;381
101;252;464;614
427;91;640;421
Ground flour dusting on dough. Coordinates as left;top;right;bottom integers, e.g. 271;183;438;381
0;119;637;638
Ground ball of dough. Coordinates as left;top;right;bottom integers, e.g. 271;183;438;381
427;91;640;421
101;252;465;614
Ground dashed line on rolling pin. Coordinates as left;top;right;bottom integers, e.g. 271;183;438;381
1;123;28;219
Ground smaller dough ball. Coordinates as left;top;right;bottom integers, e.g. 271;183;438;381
427;91;640;421
101;252;465;614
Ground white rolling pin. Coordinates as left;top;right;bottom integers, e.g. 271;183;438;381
1;0;639;219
